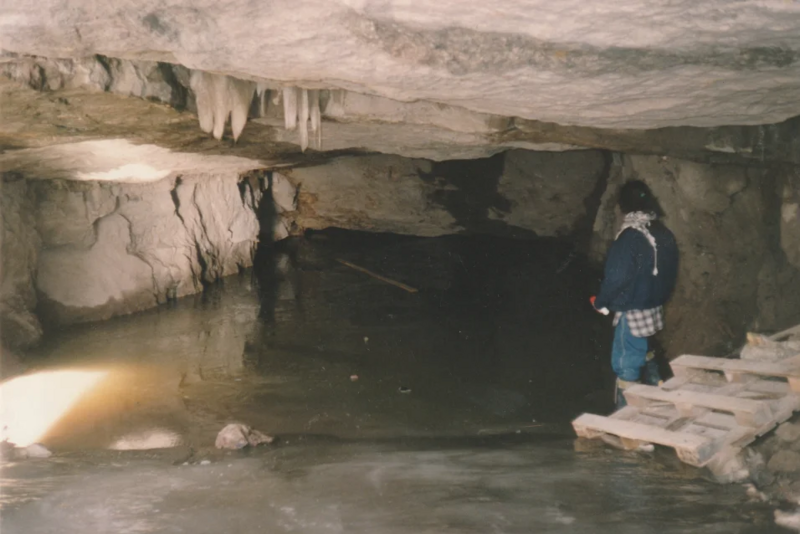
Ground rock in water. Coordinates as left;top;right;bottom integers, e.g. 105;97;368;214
775;509;800;532
18;443;52;459
215;423;274;450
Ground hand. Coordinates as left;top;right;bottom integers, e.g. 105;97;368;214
590;296;610;316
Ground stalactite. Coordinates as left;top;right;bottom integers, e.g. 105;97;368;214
189;70;255;142
283;87;297;130
210;74;229;140
256;83;270;118
324;90;346;118
190;71;215;135
298;88;310;152
229;78;255;141
190;70;335;151
309;89;321;150
280;87;325;152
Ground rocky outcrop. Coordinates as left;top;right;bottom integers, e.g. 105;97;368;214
284;150;607;238
590;156;800;358
0;171;279;339
1;55;188;109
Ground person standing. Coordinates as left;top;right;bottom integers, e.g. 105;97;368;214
592;180;679;409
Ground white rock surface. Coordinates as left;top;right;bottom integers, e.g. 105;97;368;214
215;423;274;450
271;172;298;214
1;1;799;130
19;443;52;459
775;509;800;532
37;213;155;309
15;172;267;325
261;116;578;161
1;160;305;334
110;429;182;450
0;139;265;183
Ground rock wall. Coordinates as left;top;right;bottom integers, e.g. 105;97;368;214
0;171;273;343
0;176;42;350
4;148;795;360
285;150;608;238
781;167;800;270
590;155;800;358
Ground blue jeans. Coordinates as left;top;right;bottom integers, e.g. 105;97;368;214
611;315;649;382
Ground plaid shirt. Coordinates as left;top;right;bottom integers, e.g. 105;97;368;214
613;306;664;337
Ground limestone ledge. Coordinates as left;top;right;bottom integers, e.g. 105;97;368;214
0;171;272;341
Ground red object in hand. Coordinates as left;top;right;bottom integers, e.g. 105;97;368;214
589;296;597;308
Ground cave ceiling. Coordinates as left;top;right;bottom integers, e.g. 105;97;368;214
1;0;800;178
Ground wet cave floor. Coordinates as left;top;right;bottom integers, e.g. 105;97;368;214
0;230;782;533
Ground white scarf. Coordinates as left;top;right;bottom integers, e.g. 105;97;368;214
616;211;658;275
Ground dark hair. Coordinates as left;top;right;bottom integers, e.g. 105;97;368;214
618;180;661;215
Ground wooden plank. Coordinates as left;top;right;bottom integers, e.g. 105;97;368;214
640;404;680;419
671;355;800;391
609;406;640;421
769;322;800;341
681;422;730;441
742;380;792;397
773;395;800;424
694;412;738;431
628;411;674;427
660;376;689;391
572;413;715;466
335;259;418;293
624;384;773;427
672;354;800;377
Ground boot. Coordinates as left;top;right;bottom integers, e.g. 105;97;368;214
643;351;663;386
614;378;638;410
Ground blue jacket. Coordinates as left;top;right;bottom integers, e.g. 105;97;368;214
595;222;678;312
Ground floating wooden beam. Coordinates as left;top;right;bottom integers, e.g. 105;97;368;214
335;258;418;293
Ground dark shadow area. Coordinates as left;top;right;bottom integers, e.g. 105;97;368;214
419;153;514;233
250;171;280;324
246;227;616;421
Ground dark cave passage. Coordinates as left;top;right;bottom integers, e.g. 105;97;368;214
249;228;614;427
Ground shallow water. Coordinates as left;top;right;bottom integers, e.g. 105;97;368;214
0;231;782;533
